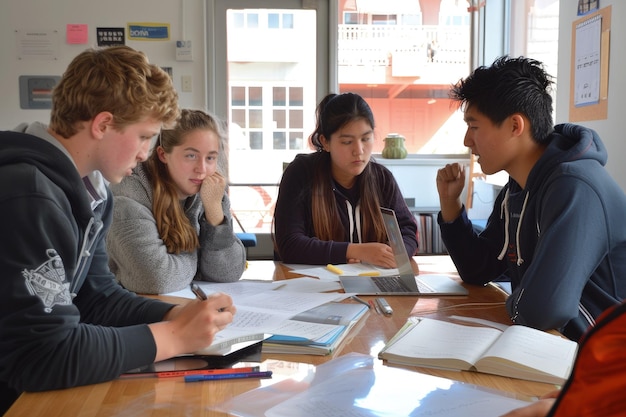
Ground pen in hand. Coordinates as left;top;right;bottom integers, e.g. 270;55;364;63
191;283;227;312
191;283;208;300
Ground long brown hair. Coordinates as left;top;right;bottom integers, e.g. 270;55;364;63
309;93;387;243
144;109;226;254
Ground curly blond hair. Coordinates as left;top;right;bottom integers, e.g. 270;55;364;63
49;45;179;138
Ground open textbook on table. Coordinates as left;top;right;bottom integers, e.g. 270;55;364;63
379;317;578;384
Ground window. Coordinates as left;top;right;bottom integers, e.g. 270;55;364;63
338;0;471;155
216;3;321;234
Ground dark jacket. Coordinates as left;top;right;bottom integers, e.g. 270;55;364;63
274;152;418;264
439;123;626;341
0;127;174;403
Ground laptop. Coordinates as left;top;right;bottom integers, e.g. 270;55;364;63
338;207;468;296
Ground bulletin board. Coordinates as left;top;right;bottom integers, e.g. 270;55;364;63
569;5;611;122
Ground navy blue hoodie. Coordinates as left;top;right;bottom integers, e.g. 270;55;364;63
440;123;626;341
0;125;174;404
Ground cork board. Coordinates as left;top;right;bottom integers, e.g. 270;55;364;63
569;5;611;122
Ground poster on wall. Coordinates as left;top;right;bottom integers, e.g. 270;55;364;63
127;23;170;41
15;29;59;60
569;5;611;122
578;0;599;16
97;28;125;46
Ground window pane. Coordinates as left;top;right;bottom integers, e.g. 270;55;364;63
289;132;304;150
268;13;279;28
247;13;259;28
249;131;263;149
273;109;286;129
249;109;263;128
233;12;245;28
249;87;262;106
289;109;302;129
289;87;303;106
273;87;286;106
231;86;246;106
273;131;286;149
283;13;294;29
232;109;245;126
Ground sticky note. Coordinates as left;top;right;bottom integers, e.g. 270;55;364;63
358;271;381;277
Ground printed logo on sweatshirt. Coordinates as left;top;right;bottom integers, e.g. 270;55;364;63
22;249;72;313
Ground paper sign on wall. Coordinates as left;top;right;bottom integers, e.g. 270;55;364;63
127;23;170;41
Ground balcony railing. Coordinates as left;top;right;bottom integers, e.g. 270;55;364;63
338;24;469;67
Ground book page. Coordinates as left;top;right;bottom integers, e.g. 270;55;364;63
476;325;577;382
382;319;502;369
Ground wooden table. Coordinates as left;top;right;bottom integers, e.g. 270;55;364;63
6;256;557;417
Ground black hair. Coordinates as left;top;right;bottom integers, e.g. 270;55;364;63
450;56;555;143
309;92;375;150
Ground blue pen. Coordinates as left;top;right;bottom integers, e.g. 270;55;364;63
184;370;273;382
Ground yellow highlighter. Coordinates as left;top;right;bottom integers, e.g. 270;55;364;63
358;271;381;277
326;264;344;275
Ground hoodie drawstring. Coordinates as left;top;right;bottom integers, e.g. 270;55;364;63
497;189;510;261
497;189;529;266
344;200;363;244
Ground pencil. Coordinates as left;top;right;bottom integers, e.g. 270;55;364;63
184;370;273;382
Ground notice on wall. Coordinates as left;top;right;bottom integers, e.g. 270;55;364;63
15;29;59;60
574;14;601;107
66;24;88;45
96;27;125;47
127;23;170;41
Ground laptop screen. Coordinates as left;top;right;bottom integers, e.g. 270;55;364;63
380;207;414;276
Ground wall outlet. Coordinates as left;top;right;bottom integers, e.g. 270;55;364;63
181;75;192;92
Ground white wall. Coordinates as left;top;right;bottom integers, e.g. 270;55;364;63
0;0;208;130
556;1;625;189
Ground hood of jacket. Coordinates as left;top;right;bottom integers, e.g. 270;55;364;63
497;123;607;265
0;125;94;229
525;123;607;191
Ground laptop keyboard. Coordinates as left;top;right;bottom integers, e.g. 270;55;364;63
372;276;411;293
372;276;436;293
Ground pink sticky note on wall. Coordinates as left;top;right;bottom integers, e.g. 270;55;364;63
67;24;88;44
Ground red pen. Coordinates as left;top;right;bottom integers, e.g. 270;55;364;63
156;366;260;378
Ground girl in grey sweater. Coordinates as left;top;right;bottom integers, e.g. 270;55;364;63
107;109;246;294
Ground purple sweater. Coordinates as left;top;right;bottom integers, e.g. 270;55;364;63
274;152;418;264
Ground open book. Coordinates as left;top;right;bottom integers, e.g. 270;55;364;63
379;318;578;384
